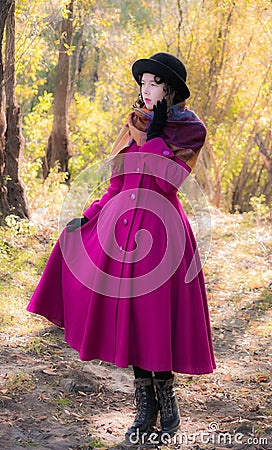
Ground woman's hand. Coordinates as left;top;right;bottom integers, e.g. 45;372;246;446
146;99;167;141
66;216;89;232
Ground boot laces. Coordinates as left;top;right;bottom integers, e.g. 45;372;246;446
159;386;174;418
134;387;148;422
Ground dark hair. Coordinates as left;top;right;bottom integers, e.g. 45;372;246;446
133;73;185;116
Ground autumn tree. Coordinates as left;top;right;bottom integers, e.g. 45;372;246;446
155;0;271;211
0;0;29;223
0;0;11;222
43;0;74;180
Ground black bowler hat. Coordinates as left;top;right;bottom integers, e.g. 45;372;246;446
132;52;190;100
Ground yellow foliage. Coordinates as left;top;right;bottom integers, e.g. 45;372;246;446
14;0;272;213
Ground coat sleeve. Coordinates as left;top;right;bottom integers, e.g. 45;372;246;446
83;167;124;220
139;137;191;193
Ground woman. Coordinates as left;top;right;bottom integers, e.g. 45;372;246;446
27;52;216;441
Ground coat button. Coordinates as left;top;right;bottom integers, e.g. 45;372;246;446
163;150;170;156
130;193;136;200
122;218;128;225
136;167;140;173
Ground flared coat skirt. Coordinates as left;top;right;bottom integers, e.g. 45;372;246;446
27;143;216;374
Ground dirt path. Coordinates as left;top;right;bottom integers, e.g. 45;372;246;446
0;210;271;449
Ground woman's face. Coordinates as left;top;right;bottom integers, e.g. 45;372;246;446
141;73;166;110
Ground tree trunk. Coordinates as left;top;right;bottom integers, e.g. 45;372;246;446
201;139;222;208
254;132;272;181
89;45;100;100
0;0;12;223
68;25;84;107
4;0;29;219
43;0;74;180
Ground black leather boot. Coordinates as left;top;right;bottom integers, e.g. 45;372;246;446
154;375;180;434
125;377;158;443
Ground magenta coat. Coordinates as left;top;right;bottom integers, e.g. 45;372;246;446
27;137;216;375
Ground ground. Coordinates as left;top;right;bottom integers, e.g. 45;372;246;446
0;209;271;449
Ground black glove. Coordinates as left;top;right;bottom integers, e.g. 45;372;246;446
146;99;167;141
66;216;89;232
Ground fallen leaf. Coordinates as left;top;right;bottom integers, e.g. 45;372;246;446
256;375;269;383
42;368;59;376
0;389;8;394
0;395;12;400
222;373;231;381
